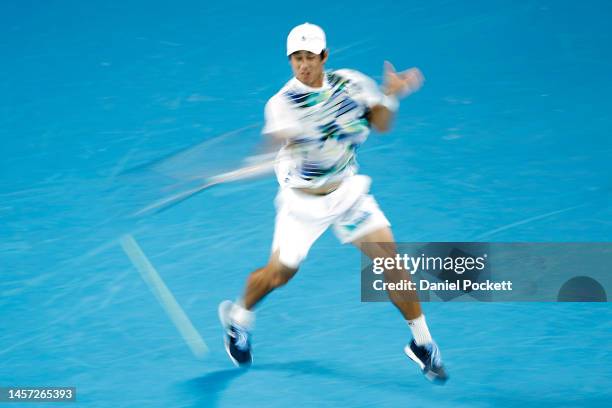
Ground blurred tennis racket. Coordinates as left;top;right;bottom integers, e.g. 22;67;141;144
132;153;276;216
119;124;276;217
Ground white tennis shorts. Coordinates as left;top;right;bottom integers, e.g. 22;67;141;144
271;175;390;268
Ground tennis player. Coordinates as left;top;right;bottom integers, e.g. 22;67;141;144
219;22;448;384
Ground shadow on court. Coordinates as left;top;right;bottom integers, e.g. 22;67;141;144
183;360;423;407
183;368;248;407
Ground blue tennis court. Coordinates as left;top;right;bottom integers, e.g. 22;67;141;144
1;0;611;406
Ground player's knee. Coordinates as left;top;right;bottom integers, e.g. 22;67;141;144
379;244;398;259
363;242;397;261
383;267;404;284
275;269;297;287
268;264;298;288
270;273;287;288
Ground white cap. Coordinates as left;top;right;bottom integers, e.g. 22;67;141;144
286;23;326;56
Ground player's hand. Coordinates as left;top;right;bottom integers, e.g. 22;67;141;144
382;61;424;98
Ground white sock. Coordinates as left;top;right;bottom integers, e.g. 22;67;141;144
408;314;433;345
230;302;255;330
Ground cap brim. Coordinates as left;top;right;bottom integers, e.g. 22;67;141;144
286;42;326;56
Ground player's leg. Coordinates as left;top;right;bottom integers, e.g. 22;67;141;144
242;250;298;309
220;189;329;367
241;192;329;309
219;251;299;367
351;226;422;320
352;226;448;383
334;193;448;384
332;191;421;316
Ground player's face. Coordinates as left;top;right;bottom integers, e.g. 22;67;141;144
290;50;328;87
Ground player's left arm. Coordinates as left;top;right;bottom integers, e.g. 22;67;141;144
369;62;424;132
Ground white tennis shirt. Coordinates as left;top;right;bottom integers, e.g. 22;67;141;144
263;69;386;188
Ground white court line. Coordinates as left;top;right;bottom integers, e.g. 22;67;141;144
473;204;586;240
119;234;208;359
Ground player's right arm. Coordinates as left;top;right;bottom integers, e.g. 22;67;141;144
262;95;302;144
